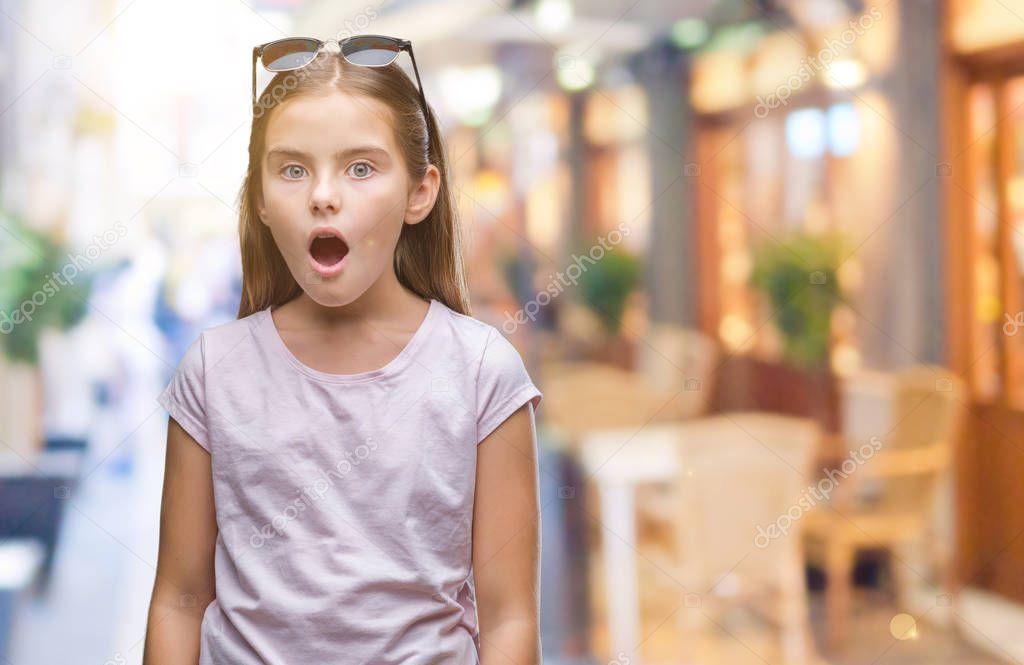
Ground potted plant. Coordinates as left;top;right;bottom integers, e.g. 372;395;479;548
0;208;93;457
749;230;848;367
747;230;848;426
577;247;642;368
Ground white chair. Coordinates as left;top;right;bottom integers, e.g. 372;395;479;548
670;413;820;665
636;324;719;419
803;365;966;649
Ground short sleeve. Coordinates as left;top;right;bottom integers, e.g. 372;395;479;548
475;328;542;445
157;333;210;452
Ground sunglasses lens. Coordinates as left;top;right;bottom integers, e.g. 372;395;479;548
262;38;320;71
342;37;401;66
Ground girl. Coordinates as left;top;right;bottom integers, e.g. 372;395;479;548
143;35;543;665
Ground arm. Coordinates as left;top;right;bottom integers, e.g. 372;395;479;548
142;417;218;665
472;402;541;665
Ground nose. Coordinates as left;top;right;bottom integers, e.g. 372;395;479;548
309;176;340;215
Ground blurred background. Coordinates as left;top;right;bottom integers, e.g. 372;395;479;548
2;0;1024;663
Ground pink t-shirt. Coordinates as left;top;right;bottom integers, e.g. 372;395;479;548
156;297;542;664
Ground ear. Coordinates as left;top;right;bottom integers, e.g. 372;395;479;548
255;189;269;226
404;164;441;226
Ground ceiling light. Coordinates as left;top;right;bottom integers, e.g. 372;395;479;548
535;0;573;34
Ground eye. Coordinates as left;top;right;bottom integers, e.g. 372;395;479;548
281;164;307;180
348;161;375;179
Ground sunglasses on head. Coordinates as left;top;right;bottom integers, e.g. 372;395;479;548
252;34;432;146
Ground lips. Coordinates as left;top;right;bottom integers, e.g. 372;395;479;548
307;225;349;277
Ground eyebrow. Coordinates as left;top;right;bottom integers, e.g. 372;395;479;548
265;145;390;162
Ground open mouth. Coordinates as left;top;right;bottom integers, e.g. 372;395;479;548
307;226;350;277
310;235;348;266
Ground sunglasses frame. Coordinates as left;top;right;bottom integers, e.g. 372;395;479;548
252;34;432;148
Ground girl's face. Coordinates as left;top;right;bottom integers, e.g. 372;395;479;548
257;90;439;308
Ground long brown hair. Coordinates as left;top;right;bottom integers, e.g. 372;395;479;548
235;50;470;318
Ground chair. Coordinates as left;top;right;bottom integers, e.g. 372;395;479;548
631;325;721;550
666;412;821;665
539;362;685;450
635;324;719;420
578;413;820;664
802;365;966;649
540;361;689;660
541;325;719;449
541;347;730;620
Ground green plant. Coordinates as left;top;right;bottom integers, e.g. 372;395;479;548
0;208;93;364
578;247;641;336
748;231;847;368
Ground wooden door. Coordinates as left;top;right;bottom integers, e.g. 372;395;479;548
948;57;1024;603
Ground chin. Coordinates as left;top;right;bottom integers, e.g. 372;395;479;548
302;285;360;309
290;257;388;309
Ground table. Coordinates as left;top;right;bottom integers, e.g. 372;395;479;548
578;424;681;665
578;417;835;665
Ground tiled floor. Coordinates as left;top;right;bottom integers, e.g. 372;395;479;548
812;595;1002;665
586;559;1007;665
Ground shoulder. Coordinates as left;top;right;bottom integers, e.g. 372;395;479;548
438;301;491;336
190;309;267;368
431;303;536;403
168;311;265;383
430;301;521;371
433;304;542;442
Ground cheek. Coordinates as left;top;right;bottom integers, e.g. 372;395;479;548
262;176;306;211
349;187;408;246
358;219;404;267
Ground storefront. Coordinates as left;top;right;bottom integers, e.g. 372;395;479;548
946;0;1024;605
677;0;1024;606
686;0;898;427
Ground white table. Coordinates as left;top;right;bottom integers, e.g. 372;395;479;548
578;424;682;665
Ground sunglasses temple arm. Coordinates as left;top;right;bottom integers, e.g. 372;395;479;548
252;47;259;107
405;47;432;143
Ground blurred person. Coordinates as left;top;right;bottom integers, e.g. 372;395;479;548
154;231;242;365
143;36;542;665
81;239;167;474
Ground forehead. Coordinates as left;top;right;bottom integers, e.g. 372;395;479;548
263;91;398;157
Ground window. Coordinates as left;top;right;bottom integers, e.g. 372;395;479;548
964;77;1024;407
701;101;871;372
